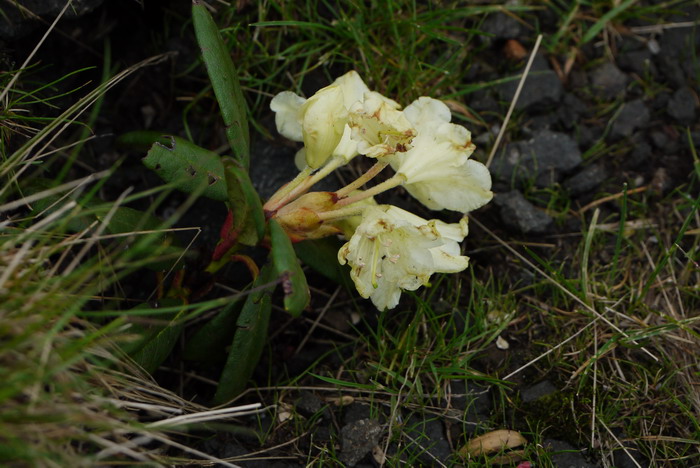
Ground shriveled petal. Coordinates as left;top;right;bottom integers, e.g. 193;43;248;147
338;205;470;310
301;84;347;168
270;91;306;141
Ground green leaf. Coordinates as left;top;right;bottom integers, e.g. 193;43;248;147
116;130;171;153
143;135;227;201
126;298;188;374
269;219;310;317
213;264;275;404
295;237;351;288
183;297;244;363
192;3;250;169
223;157;265;245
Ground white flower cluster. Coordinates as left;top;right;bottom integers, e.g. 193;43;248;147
270;71;493;310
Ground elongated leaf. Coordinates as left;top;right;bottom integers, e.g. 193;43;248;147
143;135;227;201
294;237;351;288
125;298;187;374
269;219;310;316
214;264;275;404
192;3;250;169
183;297;244;363
223;157;265;245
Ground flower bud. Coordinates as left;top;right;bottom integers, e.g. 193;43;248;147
273;191;340;241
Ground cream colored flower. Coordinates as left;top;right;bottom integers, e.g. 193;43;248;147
387;97;493;213
337;205;469;310
270;71;371;168
348;92;415;158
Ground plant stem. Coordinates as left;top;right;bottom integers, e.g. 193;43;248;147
335;160;389;198
264;165;313;211
335;173;406;208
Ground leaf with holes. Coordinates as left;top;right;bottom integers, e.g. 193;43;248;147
270;219;310;317
143;135;227;201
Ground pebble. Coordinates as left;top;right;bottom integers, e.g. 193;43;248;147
494;190;553;234
591;62;628;99
610;99;650;140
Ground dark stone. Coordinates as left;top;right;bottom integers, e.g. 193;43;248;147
520;380;558;403
563;164;609;196
343;402;373;425
544;439;597;468
491;130;582;186
481;12;525;42
528;113;560;131
557;93;588;129
626;140;652;168
590;62;628;99
403;415;452;465
448;380;492;434
651;91;671;111
249;137;337;200
494;190;553;234
610;99;650;140
650;130;669;150
667;86;697;125
613;432;649;468
576;125;602;149
499;53;563;111
617;49;657;78
469;90;500;114
296;391;326;417
655;54;686;89
0;0;105;39
339;418;383;467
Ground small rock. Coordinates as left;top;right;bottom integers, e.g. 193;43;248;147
667;86;697;125
339;418;383;467
499;53;563;111
655;54;687;89
610;99;650;140
481;12;525;42
591;62;628;99
625;140;652;168
491;130;582;186
557;94;589;129
544;439;597;468
250;137;336;199
448;380;492;431
494;190;553;234
617;49;657;78
296;391;326;417
520;380;557;403
613;432;649;468
0;0;105;39
403;415;452;465
343;402;373;425
563;164;608;196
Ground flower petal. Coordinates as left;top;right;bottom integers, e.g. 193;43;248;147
301;84;347;168
270;91;306;141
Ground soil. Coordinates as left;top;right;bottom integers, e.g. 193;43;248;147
3;1;699;467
